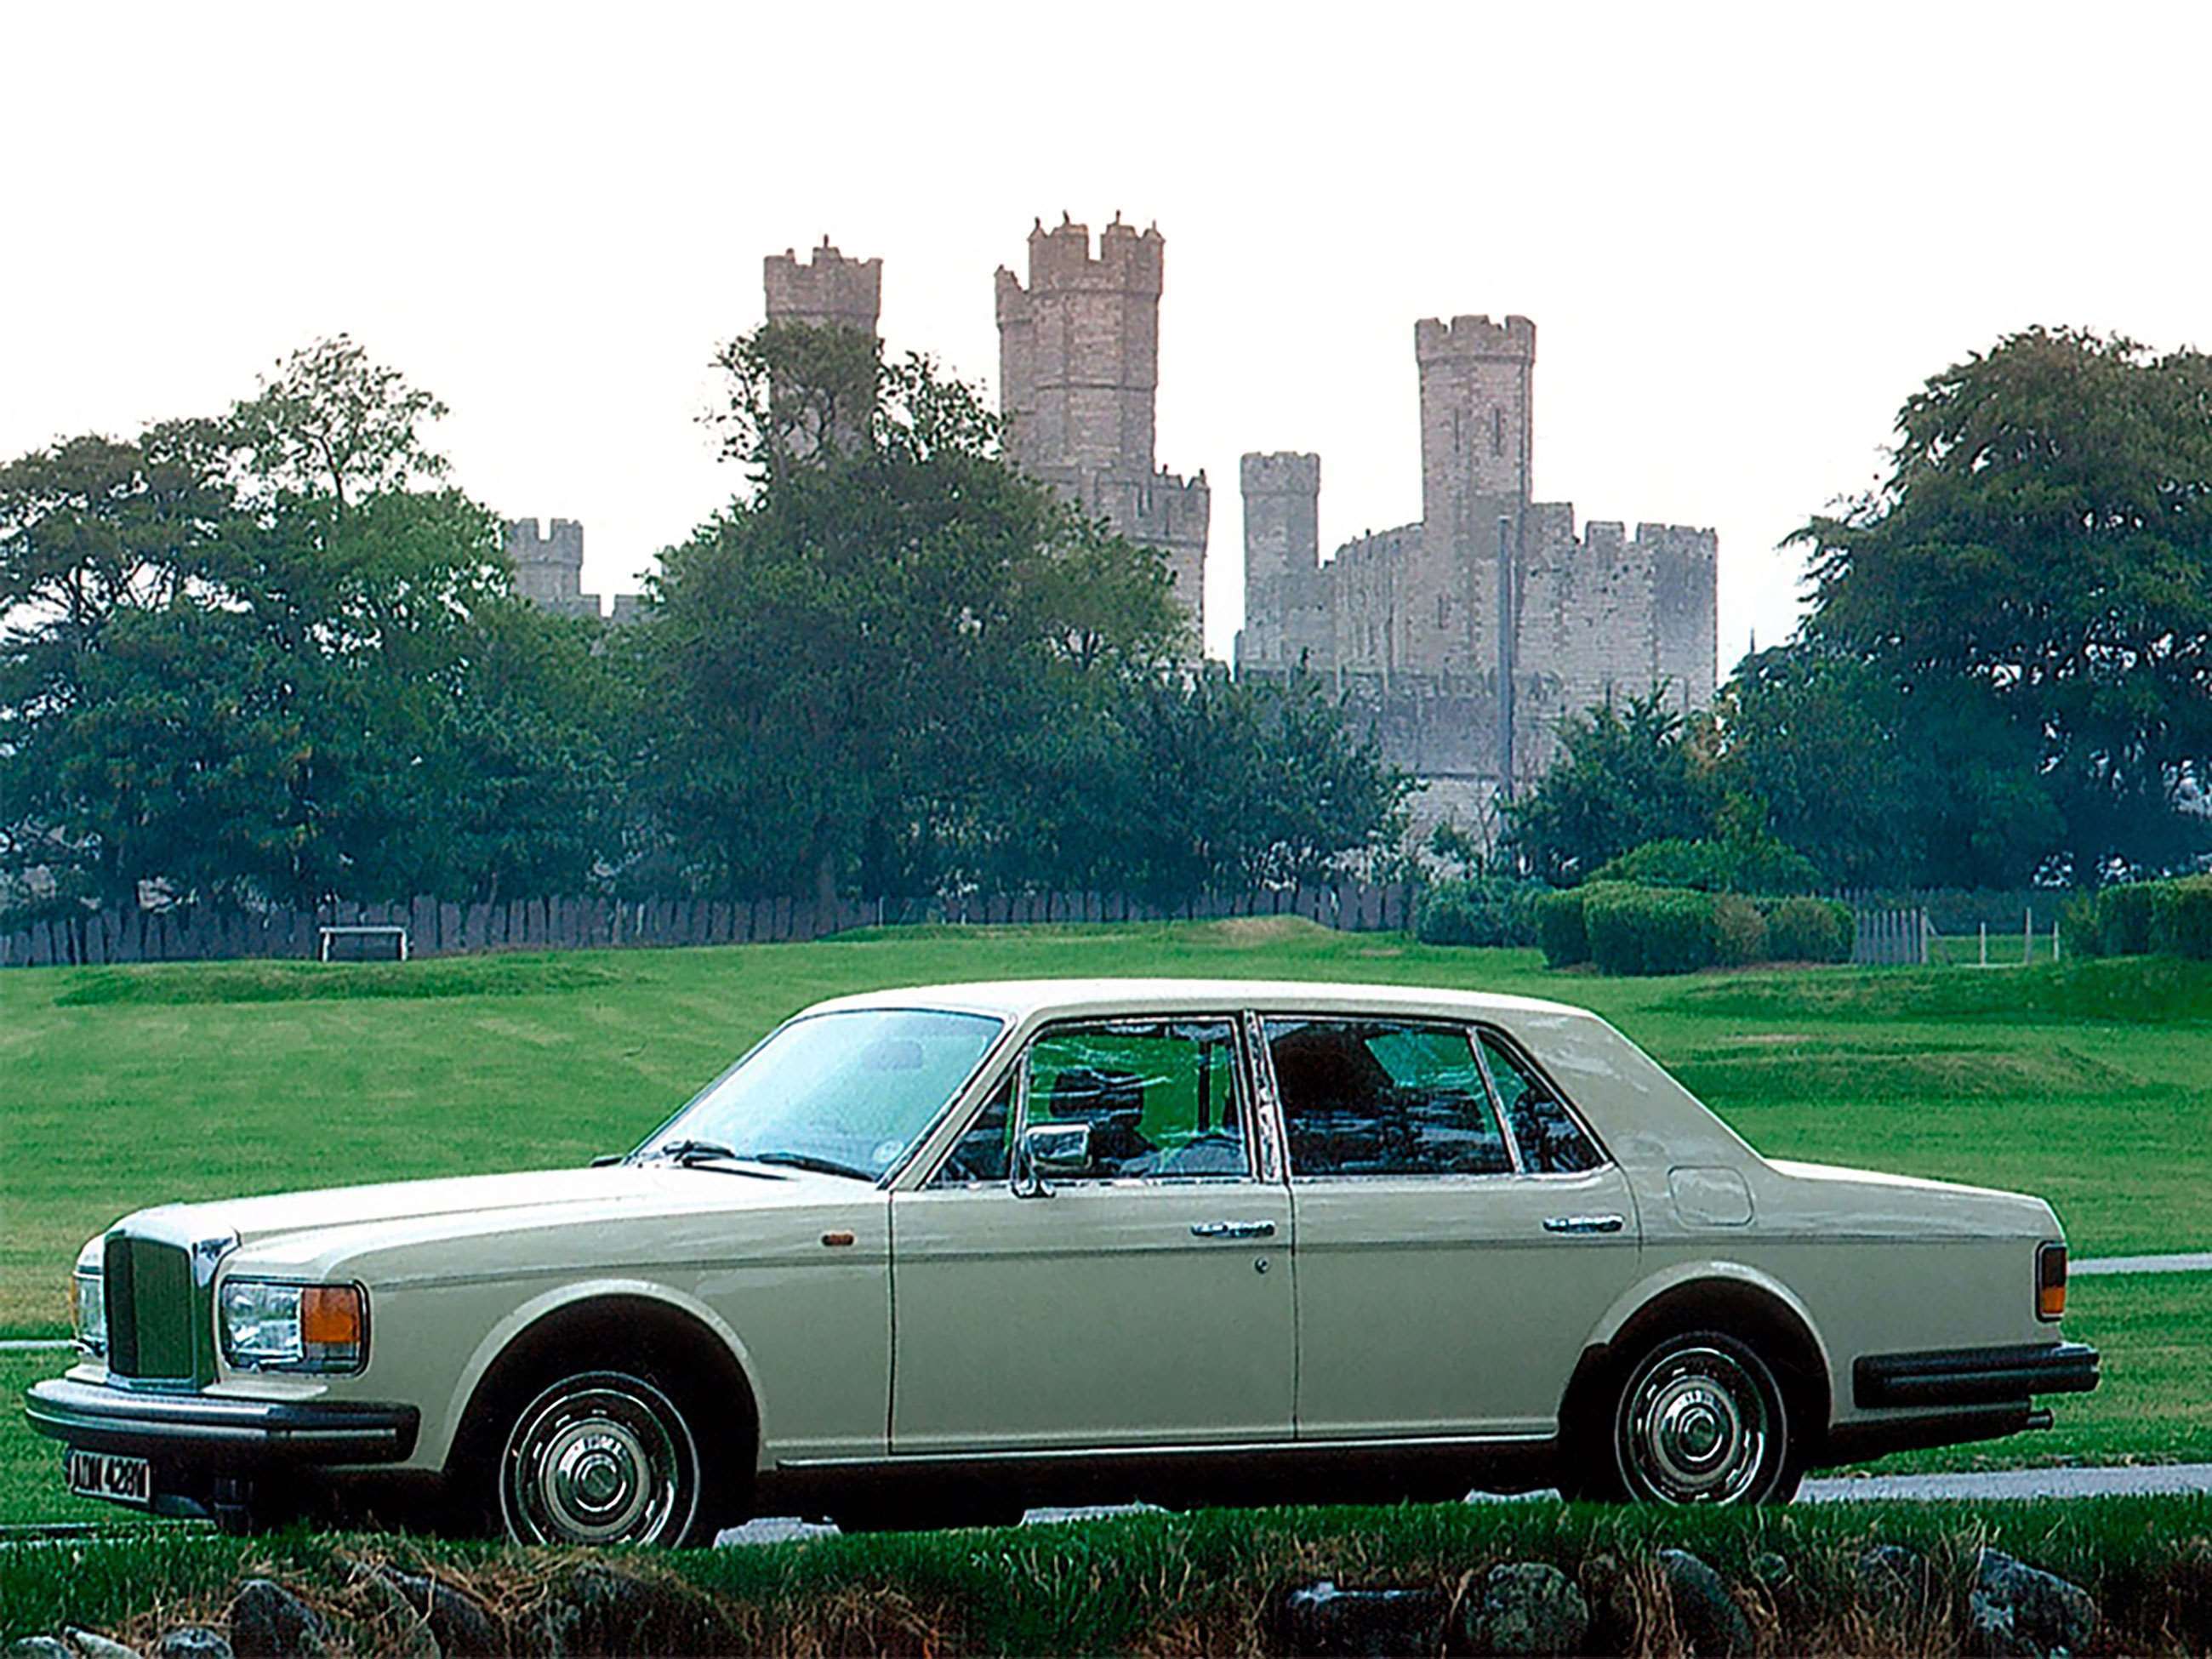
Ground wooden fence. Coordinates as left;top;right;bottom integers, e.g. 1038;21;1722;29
0;882;1420;969
1851;905;1931;966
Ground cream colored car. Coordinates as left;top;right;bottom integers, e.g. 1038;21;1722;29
29;979;2097;1542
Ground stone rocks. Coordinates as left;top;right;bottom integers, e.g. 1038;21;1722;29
62;1634;142;1659
1968;1548;2096;1657
1462;1562;1590;1656
527;1565;721;1658
226;1582;324;1659
1857;1542;1940;1623
1278;1580;1448;1657
150;1633;230;1659
8;1639;78;1659
1658;1550;1754;1657
379;1571;500;1657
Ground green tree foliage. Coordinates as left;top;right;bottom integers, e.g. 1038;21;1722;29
1787;328;2212;881
1;340;619;910
636;325;1402;905
1502;692;1721;885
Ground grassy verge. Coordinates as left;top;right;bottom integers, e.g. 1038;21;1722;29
9;1497;2212;1653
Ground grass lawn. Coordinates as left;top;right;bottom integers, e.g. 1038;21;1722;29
3;922;2209;1519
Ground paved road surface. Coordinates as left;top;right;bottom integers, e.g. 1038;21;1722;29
715;1464;2212;1544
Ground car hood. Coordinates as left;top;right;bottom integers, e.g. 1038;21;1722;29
119;1162;862;1251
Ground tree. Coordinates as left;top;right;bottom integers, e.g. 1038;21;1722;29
2;338;626;912
638;326;1188;907
1792;328;2212;880
1503;692;1722;886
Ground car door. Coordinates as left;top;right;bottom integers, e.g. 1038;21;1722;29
888;1013;1295;1455
1263;1013;1640;1440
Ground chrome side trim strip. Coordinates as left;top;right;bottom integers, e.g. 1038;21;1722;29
778;1429;1552;1470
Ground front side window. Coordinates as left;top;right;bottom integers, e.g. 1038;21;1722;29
1479;1031;1604;1173
646;1008;1003;1181
1265;1017;1512;1178
1023;1018;1251;1181
932;1075;1012;1187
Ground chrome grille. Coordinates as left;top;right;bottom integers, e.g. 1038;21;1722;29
100;1229;214;1382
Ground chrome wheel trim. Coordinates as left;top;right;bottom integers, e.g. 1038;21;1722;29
499;1371;699;1546
1616;1343;1774;1505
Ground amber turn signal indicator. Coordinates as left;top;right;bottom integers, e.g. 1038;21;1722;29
2037;1242;2067;1321
301;1285;365;1347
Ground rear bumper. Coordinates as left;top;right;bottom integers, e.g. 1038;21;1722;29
24;1377;418;1467
1853;1341;2100;1410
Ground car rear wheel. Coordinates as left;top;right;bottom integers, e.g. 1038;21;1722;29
1609;1330;1798;1506
497;1368;710;1547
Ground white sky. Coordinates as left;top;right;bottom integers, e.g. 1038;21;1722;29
6;1;2205;670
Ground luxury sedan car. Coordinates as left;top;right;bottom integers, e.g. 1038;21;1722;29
28;979;2097;1542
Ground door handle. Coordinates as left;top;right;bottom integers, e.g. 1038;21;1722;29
1543;1214;1626;1235
1191;1219;1277;1240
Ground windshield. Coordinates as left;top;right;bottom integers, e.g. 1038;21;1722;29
642;1008;1004;1180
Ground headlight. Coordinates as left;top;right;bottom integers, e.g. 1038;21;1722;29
71;1239;105;1359
219;1280;368;1373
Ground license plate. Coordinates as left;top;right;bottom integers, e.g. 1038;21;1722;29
66;1449;151;1507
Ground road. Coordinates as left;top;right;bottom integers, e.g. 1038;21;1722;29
714;1464;2212;1544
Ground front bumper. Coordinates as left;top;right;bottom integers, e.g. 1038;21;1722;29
1853;1341;2101;1409
24;1377;419;1467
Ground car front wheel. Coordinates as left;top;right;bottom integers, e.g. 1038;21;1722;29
497;1368;708;1546
1610;1330;1797;1505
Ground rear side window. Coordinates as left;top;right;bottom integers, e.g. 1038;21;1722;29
1263;1018;1511;1178
1479;1032;1604;1173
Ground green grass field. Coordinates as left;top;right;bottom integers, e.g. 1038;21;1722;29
4;922;2209;1525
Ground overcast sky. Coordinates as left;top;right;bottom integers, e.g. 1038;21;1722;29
7;2;2204;669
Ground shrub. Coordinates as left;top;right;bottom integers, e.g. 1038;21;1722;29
1585;885;1717;976
1589;834;1822;896
1413;876;1542;948
2059;890;2105;958
2101;882;2163;956
2148;875;2212;961
1765;896;1852;963
1533;887;1593;966
1711;894;1768;966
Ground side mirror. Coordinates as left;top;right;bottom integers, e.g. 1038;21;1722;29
1012;1120;1091;1198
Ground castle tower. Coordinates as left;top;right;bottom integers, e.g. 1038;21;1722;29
1398;314;1536;676
995;214;1207;652
995;214;1162;476
1236;452;1325;672
762;238;882;334
504;517;590;617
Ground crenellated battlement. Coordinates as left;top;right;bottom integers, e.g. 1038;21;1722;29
762;237;882;332
1414;313;1536;364
1014;211;1166;295
503;517;584;565
1241;451;1321;494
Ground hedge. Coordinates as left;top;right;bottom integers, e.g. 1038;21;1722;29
2064;877;2212;961
1765;895;1851;963
1412;877;1544;948
1531;885;1851;976
1584;885;1719;976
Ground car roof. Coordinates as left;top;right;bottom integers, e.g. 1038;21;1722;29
801;978;1592;1024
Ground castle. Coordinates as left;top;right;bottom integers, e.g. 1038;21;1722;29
505;223;1717;817
503;518;641;624
994;215;1210;643
1236;315;1718;820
